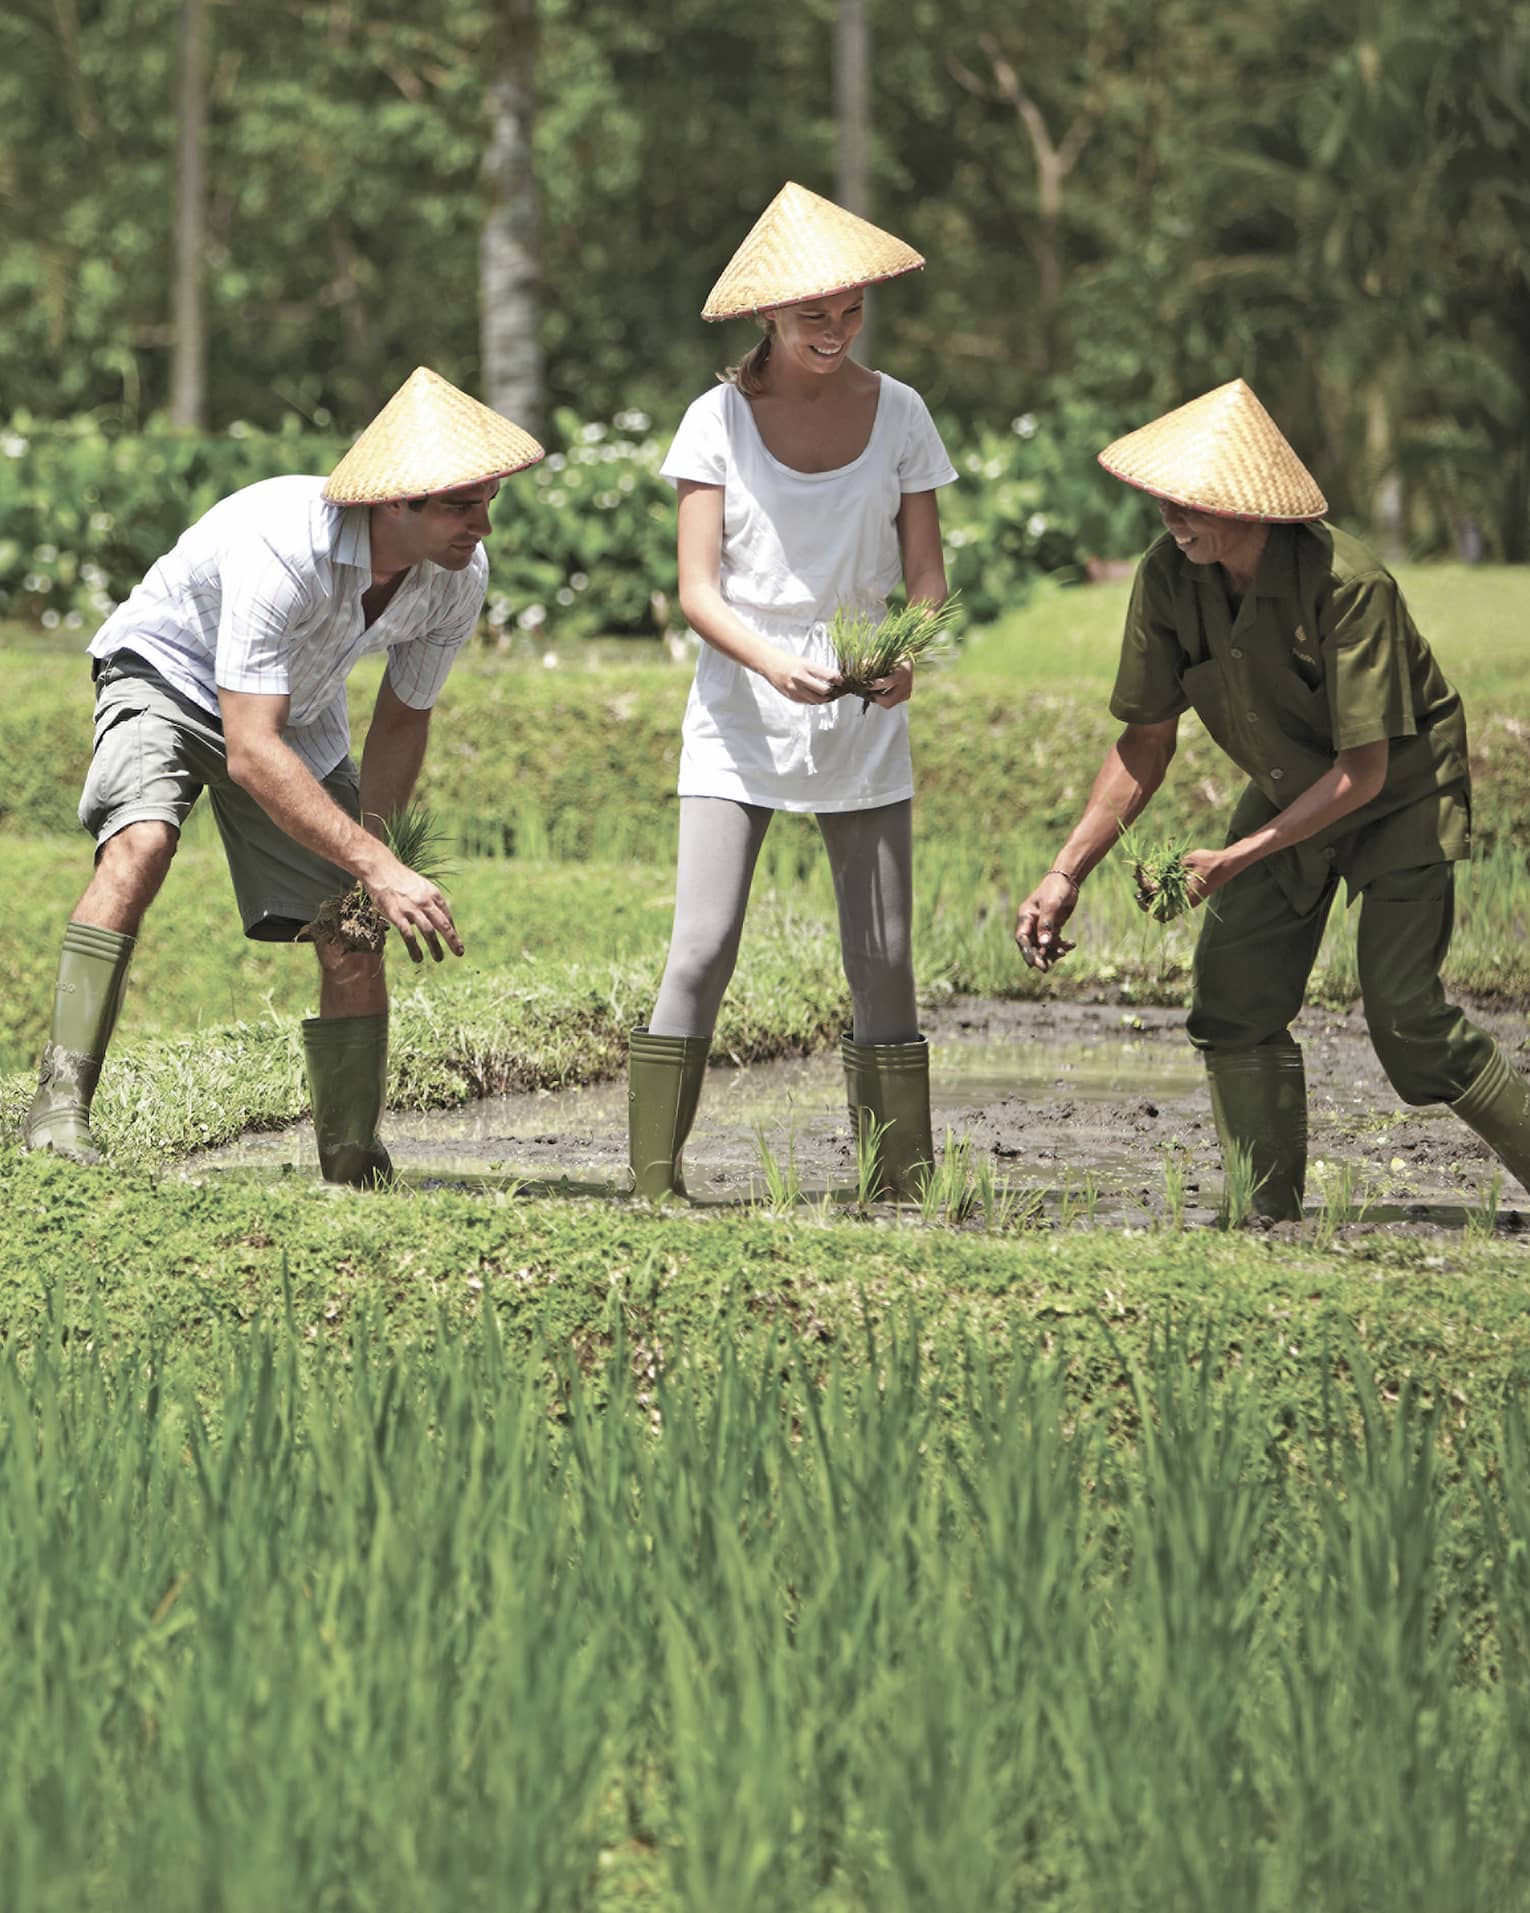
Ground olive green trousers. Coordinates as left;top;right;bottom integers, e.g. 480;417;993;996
1188;859;1494;1102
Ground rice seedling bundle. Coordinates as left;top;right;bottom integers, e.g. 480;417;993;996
304;803;456;953
1116;821;1199;923
827;593;962;708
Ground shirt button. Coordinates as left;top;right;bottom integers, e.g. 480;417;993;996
1230;647;1244;659
1270;768;1285;781
1247;710;1258;722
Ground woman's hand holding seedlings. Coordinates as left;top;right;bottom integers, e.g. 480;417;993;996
764;648;842;704
861;657;914;708
1015;871;1081;972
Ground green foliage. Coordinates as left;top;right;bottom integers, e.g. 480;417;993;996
3;0;1526;553
0;407;1115;642
2;1296;1530;1906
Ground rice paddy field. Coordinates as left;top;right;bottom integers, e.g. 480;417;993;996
3;564;1530;1909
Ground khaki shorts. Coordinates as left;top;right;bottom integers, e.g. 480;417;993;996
79;658;361;942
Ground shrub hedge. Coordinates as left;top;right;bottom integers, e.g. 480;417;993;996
0;401;1155;641
6;647;1530;864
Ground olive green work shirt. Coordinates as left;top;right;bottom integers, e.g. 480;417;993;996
1109;522;1471;907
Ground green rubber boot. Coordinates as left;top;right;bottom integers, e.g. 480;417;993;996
23;922;137;1164
1451;1045;1530;1192
627;1028;711;1200
841;1032;935;1200
302;1013;393;1188
1204;1038;1307;1222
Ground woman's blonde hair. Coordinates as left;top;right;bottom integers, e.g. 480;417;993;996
722;319;775;397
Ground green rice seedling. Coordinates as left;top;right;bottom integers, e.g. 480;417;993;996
1465;1169;1503;1240
1117;817;1200;924
305;802;456;953
1058;1168;1101;1227
1217;1137;1268;1229
972;1155;1047;1231
1311;1157;1375;1243
1160;1143;1190;1230
852;1108;895;1208
827;592;963;708
918;1128;982;1226
751;1124;803;1213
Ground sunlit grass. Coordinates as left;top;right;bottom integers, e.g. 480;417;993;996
4;1301;1530;1909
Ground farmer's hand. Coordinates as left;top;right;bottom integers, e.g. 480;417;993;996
1181;848;1234;900
1132;847;1224;920
765;650;841;704
366;854;464;963
1015;872;1080;972
862;658;914;709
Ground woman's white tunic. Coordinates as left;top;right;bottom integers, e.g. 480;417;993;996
659;375;956;812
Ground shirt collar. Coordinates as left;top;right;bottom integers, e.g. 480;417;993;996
1184;522;1298;599
331;504;373;572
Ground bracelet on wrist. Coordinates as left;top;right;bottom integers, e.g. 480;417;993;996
1047;867;1081;890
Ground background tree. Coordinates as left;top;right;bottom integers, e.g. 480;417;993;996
482;0;544;432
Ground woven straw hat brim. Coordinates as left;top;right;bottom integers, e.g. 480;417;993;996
1098;378;1326;523
702;181;924;321
323;366;544;505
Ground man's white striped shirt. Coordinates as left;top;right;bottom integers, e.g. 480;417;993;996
88;475;487;776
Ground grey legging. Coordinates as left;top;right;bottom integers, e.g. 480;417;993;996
649;796;918;1044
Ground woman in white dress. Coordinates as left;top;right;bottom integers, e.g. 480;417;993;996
629;181;956;1200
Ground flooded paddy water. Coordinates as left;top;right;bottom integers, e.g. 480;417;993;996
189;996;1530;1234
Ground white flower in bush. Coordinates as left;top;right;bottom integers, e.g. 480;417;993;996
517;603;547;631
1011;413;1037;438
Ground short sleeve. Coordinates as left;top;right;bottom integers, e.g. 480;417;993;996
1324;574;1416;750
896;389;958;493
213;538;315;696
386;550;487;711
659;392;729;489
1108;550;1191;725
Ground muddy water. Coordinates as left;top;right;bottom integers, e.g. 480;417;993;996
188;997;1530;1232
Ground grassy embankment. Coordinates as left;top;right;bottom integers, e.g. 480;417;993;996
3;571;1530;1908
3;564;1528;1141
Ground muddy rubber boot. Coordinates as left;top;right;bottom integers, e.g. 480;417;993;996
1451;1045;1530;1193
22;923;137;1165
302;1013;393;1188
1204;1039;1307;1222
841;1033;935;1200
627;1028;710;1200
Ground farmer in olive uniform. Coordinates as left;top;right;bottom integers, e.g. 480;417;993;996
1015;378;1530;1219
22;368;542;1184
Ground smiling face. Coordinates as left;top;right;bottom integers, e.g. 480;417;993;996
1157;499;1268;586
376;480;501;575
766;287;866;376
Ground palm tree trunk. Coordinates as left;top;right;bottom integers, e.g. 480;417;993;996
481;0;544;433
170;0;208;429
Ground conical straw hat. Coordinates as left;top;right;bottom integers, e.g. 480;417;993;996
1098;379;1326;523
701;181;924;321
323;367;544;505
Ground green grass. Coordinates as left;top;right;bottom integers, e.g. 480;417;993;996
7;830;1529;1143
960;564;1530;705
4;567;1530;1909
2;1197;1530;1908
